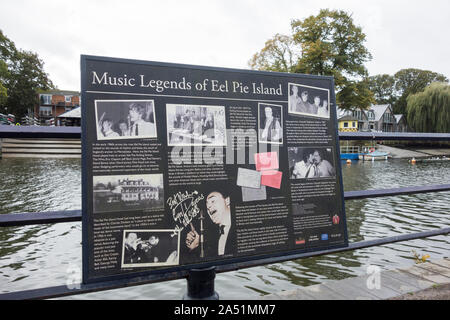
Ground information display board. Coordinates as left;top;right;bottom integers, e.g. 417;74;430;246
81;55;348;283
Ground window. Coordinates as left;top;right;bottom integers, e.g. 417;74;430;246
352;121;356;128
353;110;363;120
40;94;52;105
343;122;348;128
39;106;52;116
367;111;375;120
65;96;72;103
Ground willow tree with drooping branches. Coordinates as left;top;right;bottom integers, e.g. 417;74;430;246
406;82;450;133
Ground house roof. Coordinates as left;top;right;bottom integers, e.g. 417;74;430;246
394;114;404;123
57;106;81;118
336;107;369;121
39;89;80;96
338;115;358;121
369;104;390;122
336;107;351;119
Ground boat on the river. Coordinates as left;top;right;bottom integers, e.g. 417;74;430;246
359;150;390;161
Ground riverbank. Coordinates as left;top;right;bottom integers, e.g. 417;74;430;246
376;145;450;159
260;258;450;300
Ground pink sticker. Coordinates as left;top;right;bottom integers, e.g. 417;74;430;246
261;170;282;189
254;152;279;171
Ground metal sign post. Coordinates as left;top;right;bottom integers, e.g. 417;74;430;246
183;266;219;300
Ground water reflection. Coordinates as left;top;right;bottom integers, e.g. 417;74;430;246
0;158;449;299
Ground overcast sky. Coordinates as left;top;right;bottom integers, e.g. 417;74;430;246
1;0;449;91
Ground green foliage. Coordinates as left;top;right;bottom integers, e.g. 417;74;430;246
291;9;372;86
0;60;8;106
337;79;375;110
248;34;299;73
0;29;54;119
406;82;450;133
366;74;397;105
393;68;448;115
249;9;373;110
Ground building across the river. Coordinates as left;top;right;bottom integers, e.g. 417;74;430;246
337;104;408;133
34;90;80;126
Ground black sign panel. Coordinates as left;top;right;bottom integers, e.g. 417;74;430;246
81;55;348;284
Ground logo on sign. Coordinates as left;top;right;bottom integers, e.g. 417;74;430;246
321;234;329;241
332;214;340;225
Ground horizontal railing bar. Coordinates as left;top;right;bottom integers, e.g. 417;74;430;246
0;227;448;300
0;210;81;227
1;184;449;227
338;131;450;141
0;125;80;139
344;184;450;200
1;125;450;141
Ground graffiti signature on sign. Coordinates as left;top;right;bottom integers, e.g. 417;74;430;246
167;190;204;236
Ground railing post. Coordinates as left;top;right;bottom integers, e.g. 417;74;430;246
183;266;219;300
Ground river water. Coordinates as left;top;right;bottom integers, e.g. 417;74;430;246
0;157;448;299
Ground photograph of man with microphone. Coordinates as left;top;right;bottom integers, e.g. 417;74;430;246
176;184;236;264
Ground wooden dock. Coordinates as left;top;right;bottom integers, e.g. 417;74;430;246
261;258;450;300
0;138;81;158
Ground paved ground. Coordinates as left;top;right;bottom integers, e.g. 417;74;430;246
260;258;450;300
376;145;444;159
388;283;450;300
413;148;450;156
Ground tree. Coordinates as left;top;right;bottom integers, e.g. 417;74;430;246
337;79;374;110
0;29;54;119
291;9;372;84
6;50;54;119
0;30;17;109
406;82;450;133
0;60;8;107
249;9;374;110
393;68;448;115
248;34;300;73
366;74;397;105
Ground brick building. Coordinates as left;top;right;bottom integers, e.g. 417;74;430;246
35;90;80;125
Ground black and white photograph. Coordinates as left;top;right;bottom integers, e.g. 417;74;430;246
166;104;226;146
288;147;336;179
121;230;180;268
93;174;164;213
288;83;330;119
258;103;283;144
177;184;236;264
95;100;157;140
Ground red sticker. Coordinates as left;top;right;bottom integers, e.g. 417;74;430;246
254;152;279;171
261;170;282;189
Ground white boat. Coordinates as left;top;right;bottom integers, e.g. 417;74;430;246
359;150;390;161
